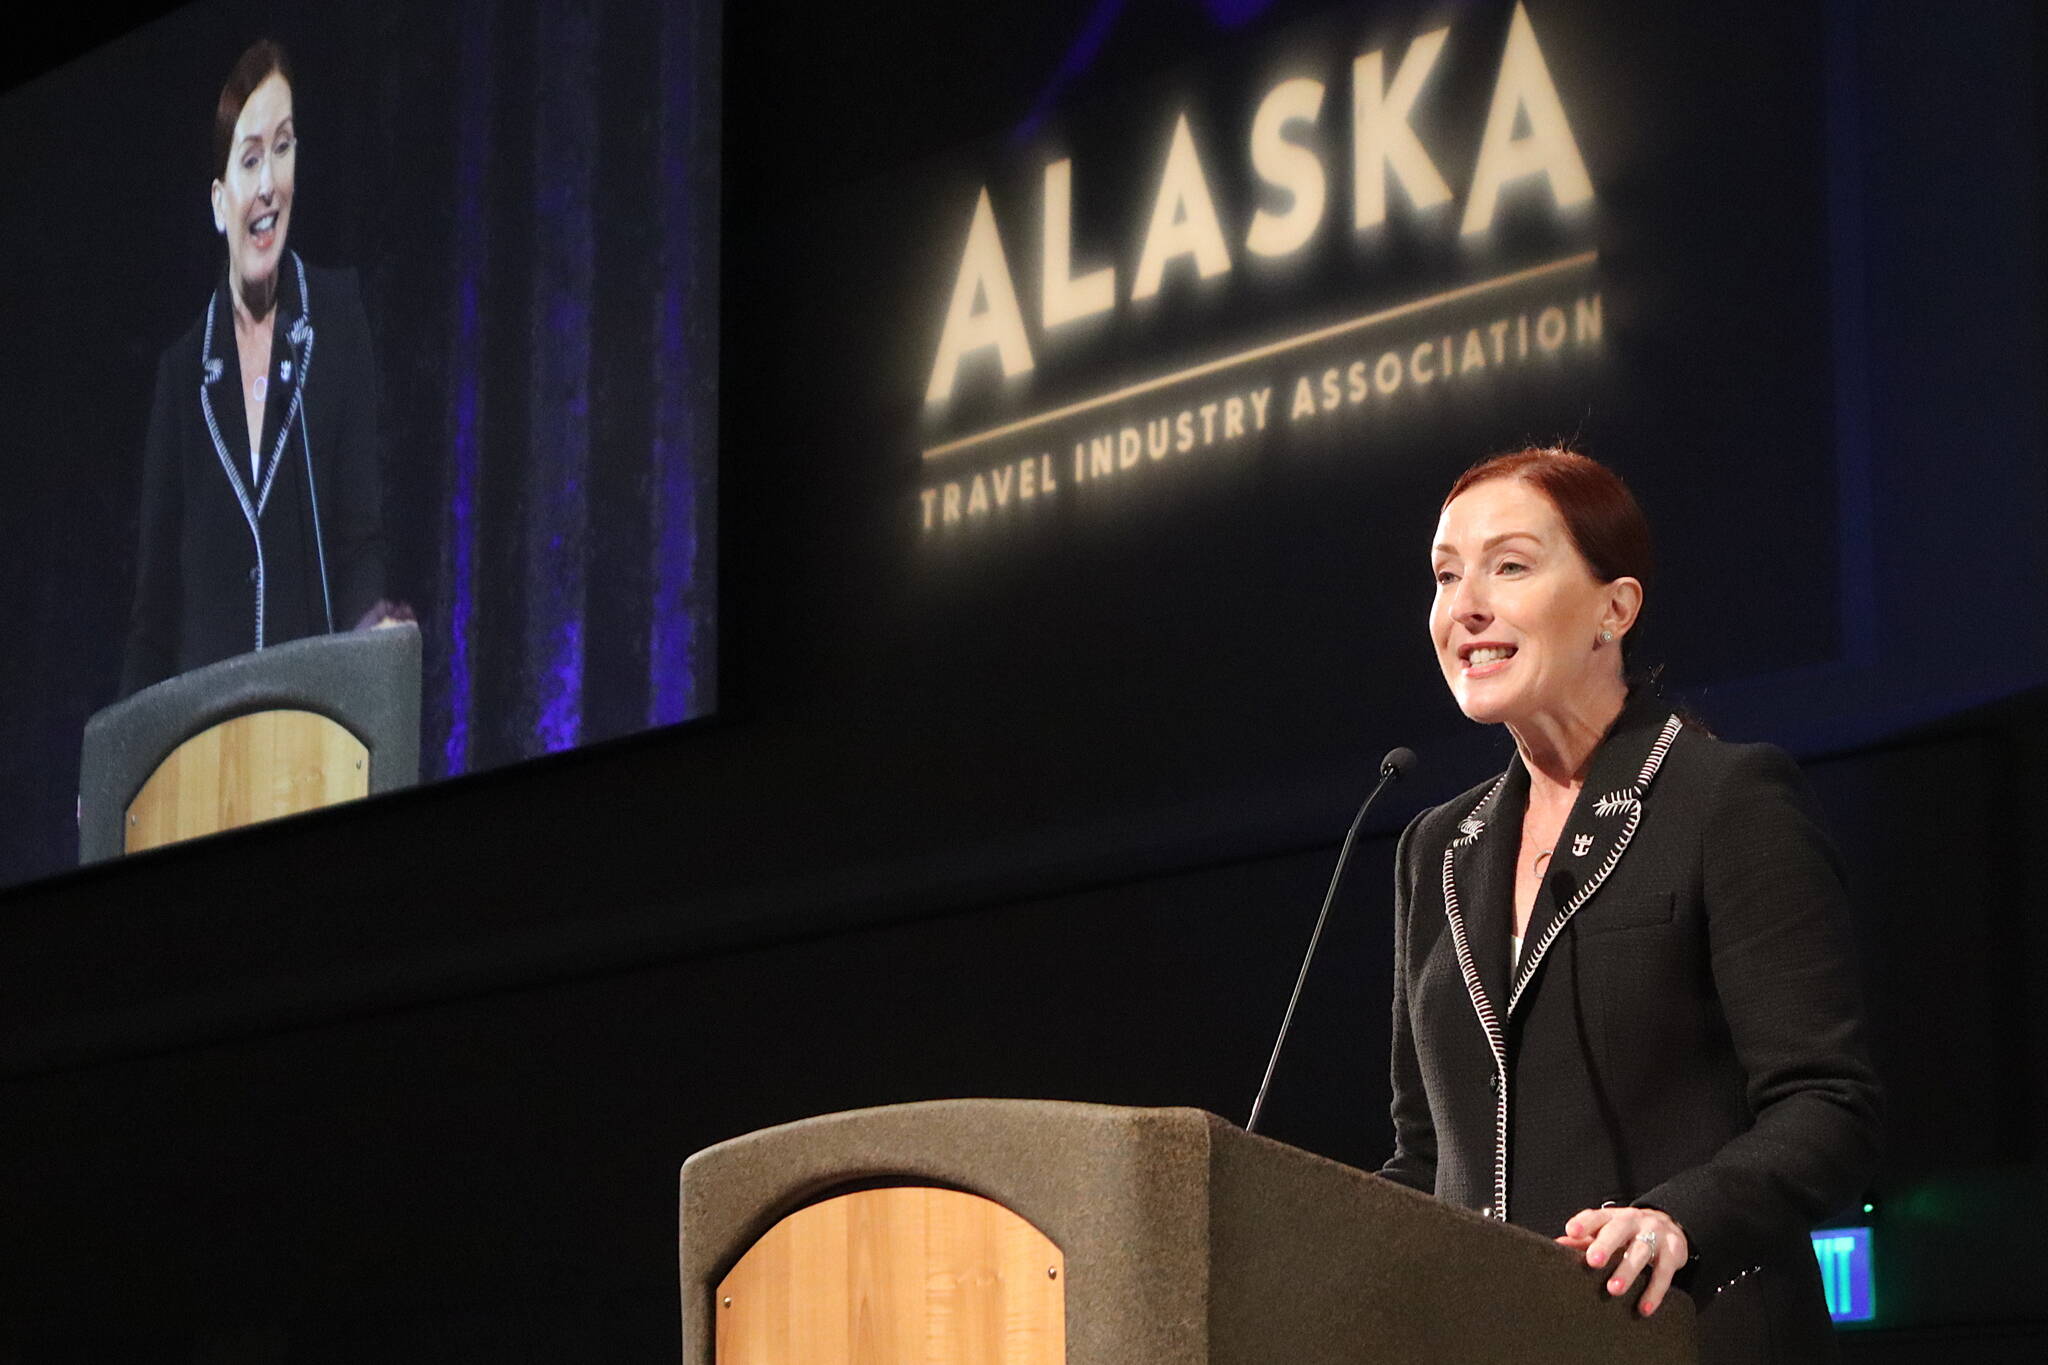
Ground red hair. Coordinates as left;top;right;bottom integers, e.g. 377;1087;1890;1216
1444;447;1653;656
213;40;294;179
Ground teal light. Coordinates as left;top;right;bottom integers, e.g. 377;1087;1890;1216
1810;1226;1875;1323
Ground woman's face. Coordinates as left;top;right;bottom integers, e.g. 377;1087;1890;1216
211;72;296;313
1429;476;1630;727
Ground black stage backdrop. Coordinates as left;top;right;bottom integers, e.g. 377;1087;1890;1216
0;1;2044;1361
802;0;1840;824
0;0;719;889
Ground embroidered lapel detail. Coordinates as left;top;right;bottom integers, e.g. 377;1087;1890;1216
199;291;257;514
1506;714;1683;1017
254;255;315;520
195;253;315;652
1438;765;1517;1219
1437;707;1684;1220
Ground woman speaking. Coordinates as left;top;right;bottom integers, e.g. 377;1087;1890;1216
1382;449;1881;1362
122;39;392;697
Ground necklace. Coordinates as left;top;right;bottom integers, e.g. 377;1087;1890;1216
251;374;268;405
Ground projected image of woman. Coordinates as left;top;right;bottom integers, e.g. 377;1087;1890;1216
1382;449;1880;1363
121;39;405;696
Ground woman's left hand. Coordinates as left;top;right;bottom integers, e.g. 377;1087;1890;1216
353;599;417;631
1556;1205;1689;1316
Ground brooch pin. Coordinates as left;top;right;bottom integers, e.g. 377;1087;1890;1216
279;360;293;384
1572;834;1594;857
1457;817;1485;840
203;357;224;385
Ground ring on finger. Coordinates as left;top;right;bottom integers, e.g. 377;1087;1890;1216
1636;1229;1660;1260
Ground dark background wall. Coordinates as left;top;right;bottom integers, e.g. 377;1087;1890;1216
2;1;2046;1362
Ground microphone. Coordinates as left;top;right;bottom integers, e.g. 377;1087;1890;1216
1245;746;1417;1135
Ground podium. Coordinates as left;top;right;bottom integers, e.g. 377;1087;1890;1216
78;625;422;862
680;1099;1697;1364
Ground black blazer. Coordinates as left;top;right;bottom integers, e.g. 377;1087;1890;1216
1381;693;1882;1364
121;254;384;697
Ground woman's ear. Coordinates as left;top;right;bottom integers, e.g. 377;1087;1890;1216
1604;577;1644;642
210;179;227;235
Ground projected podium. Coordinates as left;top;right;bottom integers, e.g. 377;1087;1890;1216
680;1099;1697;1365
78;625;421;862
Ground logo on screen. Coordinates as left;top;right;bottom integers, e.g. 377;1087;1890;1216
914;2;1605;535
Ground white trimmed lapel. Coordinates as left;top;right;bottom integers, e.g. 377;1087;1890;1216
198;283;259;521
198;253;315;522
254;254;314;516
1505;707;1684;1017
194;254;316;654
1433;700;1683;1223
1441;759;1526;1023
1437;758;1524;1220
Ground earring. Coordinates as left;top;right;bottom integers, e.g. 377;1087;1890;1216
1600;629;1614;643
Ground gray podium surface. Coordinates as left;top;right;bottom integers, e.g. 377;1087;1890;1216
78;624;422;863
679;1098;1697;1365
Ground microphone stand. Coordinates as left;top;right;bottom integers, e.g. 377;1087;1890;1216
1245;747;1415;1135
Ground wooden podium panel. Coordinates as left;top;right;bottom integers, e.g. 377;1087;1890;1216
685;1102;1701;1365
714;1187;1065;1365
124;709;368;853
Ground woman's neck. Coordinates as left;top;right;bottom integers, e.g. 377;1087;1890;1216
230;272;278;334
1508;675;1628;808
